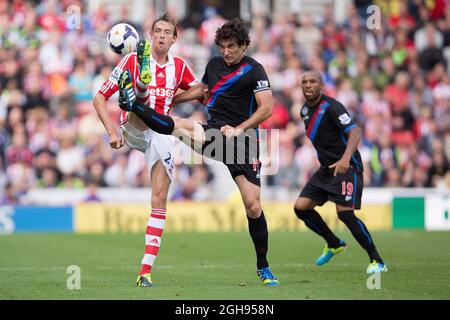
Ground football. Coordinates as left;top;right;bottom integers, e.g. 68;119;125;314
107;23;139;55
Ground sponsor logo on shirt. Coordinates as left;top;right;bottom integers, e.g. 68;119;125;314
148;87;175;98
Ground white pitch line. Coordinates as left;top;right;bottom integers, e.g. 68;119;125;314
0;262;449;272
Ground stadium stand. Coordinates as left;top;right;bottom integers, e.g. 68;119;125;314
0;0;449;205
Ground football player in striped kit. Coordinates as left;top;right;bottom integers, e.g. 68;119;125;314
117;18;280;286
93;13;199;287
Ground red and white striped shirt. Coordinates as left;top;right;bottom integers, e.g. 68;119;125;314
97;52;198;124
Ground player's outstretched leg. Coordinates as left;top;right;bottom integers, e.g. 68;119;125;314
337;210;387;273
118;70;205;149
118;70;175;134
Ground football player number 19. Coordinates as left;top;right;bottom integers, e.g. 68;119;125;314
341;181;354;196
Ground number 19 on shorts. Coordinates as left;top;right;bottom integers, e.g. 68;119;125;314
341;181;354;196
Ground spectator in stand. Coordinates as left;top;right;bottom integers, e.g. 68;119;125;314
0;183;18;205
36;167;59;188
417;23;446;71
83;179;102;202
295;13;322;64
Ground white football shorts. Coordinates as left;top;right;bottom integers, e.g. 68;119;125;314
121;121;177;180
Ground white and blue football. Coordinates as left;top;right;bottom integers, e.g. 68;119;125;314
107;23;139;56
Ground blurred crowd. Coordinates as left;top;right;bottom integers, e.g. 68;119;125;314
0;0;449;204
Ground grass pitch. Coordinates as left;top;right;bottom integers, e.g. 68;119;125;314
0;230;449;300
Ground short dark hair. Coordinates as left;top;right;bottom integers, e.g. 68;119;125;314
151;13;178;38
214;18;251;47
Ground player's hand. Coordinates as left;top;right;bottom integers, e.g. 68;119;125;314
202;88;210;105
220;125;243;138
109;132;124;149
329;158;350;176
172;93;181;105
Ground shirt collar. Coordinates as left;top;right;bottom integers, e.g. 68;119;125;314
150;54;174;68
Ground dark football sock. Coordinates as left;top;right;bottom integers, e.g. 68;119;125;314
247;212;269;270
337;210;383;263
132;102;175;134
294;208;341;248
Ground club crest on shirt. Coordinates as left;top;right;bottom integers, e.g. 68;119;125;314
301;106;309;120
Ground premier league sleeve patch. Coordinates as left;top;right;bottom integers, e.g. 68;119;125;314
338;113;352;125
254;80;270;93
109;67;122;83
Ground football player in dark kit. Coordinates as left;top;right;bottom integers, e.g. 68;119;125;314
296;71;387;273
117;18;279;286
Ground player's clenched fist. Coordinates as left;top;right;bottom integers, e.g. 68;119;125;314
109;132;124;149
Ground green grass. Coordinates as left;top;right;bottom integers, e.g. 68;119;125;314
0;231;449;299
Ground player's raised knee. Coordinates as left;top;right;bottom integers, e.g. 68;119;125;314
294;207;313;220
245;199;262;218
294;207;303;219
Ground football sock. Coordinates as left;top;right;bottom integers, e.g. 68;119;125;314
140;208;167;275
135;76;150;104
132;102;175;135
294;208;341;248
337;210;383;263
247;211;269;269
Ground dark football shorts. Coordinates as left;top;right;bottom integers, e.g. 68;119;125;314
299;166;363;209
201;121;261;187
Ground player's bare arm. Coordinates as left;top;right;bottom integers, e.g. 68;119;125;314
93;93;124;149
172;83;209;105
329;126;361;176
221;90;273;137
